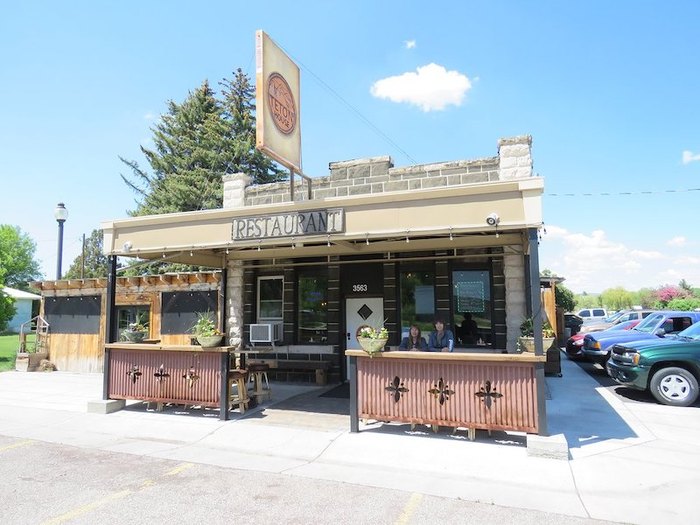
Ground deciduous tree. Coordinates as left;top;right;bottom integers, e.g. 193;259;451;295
0;225;42;289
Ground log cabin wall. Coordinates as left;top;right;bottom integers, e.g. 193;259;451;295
31;272;222;373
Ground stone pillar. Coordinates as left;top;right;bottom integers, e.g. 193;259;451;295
226;260;245;349
504;253;527;352
498;135;533;180
223;173;251;209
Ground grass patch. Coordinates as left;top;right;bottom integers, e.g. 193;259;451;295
0;333;35;372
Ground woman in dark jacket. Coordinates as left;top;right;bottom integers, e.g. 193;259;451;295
399;324;428;351
428;318;455;352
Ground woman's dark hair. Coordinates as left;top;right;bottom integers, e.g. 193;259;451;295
433;317;445;326
409;324;422;342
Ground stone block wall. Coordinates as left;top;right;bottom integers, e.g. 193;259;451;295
223;134;534;209
503;253;527;351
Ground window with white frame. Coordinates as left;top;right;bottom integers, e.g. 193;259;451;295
257;276;284;321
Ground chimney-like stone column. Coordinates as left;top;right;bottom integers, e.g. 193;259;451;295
222;173;250;348
223;173;251;209
498;135;533;180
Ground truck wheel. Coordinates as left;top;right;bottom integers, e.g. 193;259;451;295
650;367;699;407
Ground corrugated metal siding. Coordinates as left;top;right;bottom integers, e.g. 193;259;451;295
357;358;538;433
109;349;221;407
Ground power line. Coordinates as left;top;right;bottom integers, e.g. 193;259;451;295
275;43;419;166
546;188;700;197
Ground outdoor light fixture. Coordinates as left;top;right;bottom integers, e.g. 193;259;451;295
54;202;68;279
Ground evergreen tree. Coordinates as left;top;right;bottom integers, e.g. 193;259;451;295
64;229;109;279
121;81;230;215
121;71;284;218
219;68;284;184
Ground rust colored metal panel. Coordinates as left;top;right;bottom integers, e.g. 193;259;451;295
109;348;222;407
357;357;539;433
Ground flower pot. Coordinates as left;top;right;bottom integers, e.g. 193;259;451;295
197;335;224;348
519;336;555;353
122;330;146;343
357;337;387;356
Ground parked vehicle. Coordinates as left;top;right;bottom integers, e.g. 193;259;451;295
607;321;700;406
581;309;654;333
565;320;639;360
564;313;584;336
582;311;700;364
577;308;608;323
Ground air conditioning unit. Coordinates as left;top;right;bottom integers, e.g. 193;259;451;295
250;322;283;344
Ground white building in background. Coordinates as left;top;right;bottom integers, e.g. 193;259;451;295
3;287;40;333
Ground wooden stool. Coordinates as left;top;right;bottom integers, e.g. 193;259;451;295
247;363;271;402
228;369;249;413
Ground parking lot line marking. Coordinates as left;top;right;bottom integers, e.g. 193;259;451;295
163;462;194;477
40;490;132;525
0;439;34;452
395;492;423;525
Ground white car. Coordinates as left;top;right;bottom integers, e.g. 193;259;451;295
577;308;608;323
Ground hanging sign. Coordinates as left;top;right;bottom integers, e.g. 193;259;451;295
255;30;302;172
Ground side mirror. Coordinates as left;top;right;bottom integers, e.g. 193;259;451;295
654;328;666;337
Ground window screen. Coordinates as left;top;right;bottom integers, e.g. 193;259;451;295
161;291;218;334
44;295;101;334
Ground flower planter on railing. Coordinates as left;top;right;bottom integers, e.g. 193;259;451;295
357;337;388;357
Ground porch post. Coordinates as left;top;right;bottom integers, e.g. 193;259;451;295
527;228;548;435
103;255;118;400
349;355;359;432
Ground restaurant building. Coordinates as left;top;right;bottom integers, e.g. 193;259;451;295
103;135;542;361
31;136;546;435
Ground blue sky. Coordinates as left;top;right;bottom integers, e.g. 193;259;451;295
2;1;699;293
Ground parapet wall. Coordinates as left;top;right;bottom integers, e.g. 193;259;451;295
225;135;532;208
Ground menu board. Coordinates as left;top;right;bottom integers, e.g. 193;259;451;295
456;281;485;313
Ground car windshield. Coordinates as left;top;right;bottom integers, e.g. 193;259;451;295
608;320;635;331
604;311;625;323
677;322;700;341
633;313;663;333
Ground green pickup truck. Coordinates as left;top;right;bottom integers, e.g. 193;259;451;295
606;320;700;407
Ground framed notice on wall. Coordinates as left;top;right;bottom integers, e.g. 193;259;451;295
456;281;485;313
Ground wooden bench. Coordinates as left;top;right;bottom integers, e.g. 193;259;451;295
248;358;330;385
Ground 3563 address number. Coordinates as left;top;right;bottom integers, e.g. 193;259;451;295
352;284;368;292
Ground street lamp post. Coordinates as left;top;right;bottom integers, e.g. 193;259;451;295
54;202;68;280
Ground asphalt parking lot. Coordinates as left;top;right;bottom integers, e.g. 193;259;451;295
565;355;700;408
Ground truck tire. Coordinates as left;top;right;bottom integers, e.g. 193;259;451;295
650;367;699;407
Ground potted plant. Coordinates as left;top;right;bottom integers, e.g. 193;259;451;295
192;311;224;348
122;321;148;343
518;317;556;353
356;324;389;357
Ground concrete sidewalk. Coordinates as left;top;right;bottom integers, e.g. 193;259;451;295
0;353;698;524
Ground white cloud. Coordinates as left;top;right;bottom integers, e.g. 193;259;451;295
144;112;156;121
370;63;472;112
404;40;416;49
538;226;684;293
667;236;686;247
682;150;700;164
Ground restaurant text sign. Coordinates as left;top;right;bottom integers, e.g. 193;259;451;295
232;209;345;241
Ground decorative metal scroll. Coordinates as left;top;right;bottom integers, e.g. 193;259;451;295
475;380;503;409
127;364;142;384
385;376;409;403
428;377;455;406
154;364;170;382
182;366;200;389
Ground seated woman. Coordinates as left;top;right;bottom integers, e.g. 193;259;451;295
428;317;455;352
399;324;428;351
